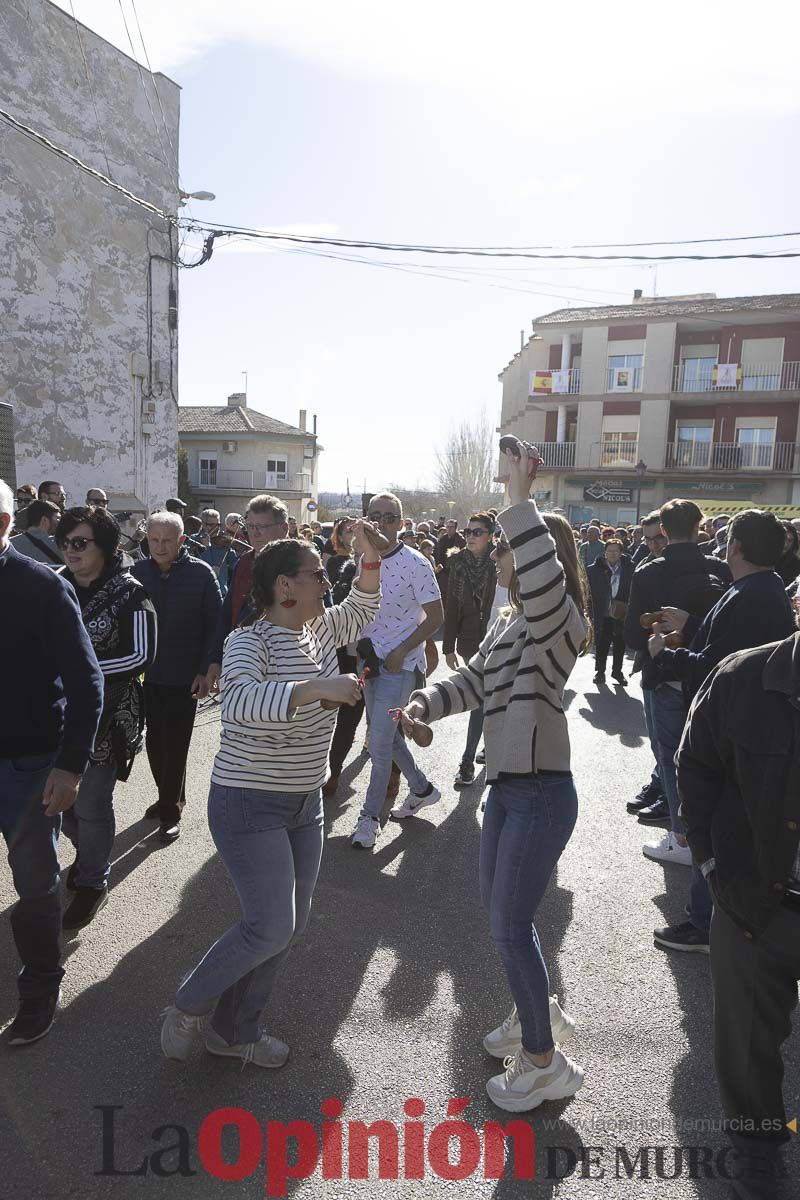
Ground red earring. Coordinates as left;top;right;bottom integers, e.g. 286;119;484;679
280;598;297;608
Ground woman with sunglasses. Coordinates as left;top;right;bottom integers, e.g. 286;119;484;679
56;506;156;929
442;511;497;788
399;439;590;1112
160;521;385;1068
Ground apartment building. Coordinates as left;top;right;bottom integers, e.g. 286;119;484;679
178;395;320;521
497;292;800;525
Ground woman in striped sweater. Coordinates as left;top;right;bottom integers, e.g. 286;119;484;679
160;521;384;1068
401;439;590;1112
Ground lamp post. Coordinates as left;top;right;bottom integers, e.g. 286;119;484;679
634;459;647;523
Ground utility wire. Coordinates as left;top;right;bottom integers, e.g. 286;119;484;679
129;0;180;177
68;0;114;179
117;0;170;170
0;104;174;222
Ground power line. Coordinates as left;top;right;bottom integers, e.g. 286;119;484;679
0;104;174;222
129;0;180;176
68;0;114;179
117;0;170;170
181;220;800;262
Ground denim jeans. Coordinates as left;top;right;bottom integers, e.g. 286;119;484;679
461;705;484;774
479;773;578;1055
176;783;324;1045
361;668;428;820
641;687;662;788
0;753;63;999
61;761;116;889
651;684;688;835
689;863;712;933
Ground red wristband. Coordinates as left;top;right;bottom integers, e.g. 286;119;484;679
361;560;381;570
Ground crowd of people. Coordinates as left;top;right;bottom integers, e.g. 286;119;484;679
2;450;799;1198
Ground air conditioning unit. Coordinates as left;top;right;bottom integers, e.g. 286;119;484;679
223;441;238;454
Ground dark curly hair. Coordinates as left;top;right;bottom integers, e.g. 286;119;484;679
56;505;121;564
245;538;318;623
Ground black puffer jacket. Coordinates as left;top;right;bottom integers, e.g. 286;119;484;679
131;548;222;686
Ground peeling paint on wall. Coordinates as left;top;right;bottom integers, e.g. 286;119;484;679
0;0;180;510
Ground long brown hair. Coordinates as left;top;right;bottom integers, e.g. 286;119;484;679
508;511;591;647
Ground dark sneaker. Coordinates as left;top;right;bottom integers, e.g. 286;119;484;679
627;781;664;814
593;672;606;684
454;767;475;789
653;921;709;954
637;797;670;825
611;670;628;686
159;824;180;844
7;991;61;1045
63;886;108;931
475;748;485;764
144;801;160;820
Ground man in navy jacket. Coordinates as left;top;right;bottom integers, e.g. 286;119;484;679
0;479;103;1045
131;512;221;842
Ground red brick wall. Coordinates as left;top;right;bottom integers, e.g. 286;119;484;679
674;322;800;365
544;410;559;440
603;400;641;415
667;400;799;443
609;325;647;341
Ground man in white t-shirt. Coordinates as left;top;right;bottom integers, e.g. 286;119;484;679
352;492;444;849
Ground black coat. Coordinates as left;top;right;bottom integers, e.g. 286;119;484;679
131;548;222;686
678;634;800;938
586;554;634;625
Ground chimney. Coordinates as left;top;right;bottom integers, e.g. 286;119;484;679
632;289;643;302
228;392;246;408
299;409;307;432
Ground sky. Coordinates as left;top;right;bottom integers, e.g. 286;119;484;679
54;1;800;492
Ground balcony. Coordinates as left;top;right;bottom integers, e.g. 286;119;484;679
665;441;800;473
194;469;313;493
599;439;639;469
197;468;254;488
536;441;576;468
672;361;800;393
529;368;582;396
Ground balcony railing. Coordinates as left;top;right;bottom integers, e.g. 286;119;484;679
606;366;643;393
197;468;254;488
665;441;800;472
599;440;639;468
529;368;582;395
672;361;800;393
535;441;576;468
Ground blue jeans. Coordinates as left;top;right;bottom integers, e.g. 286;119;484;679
689;863;712;933
361;669;428;820
641;688;662;788
176;783;324;1045
461;704;484;774
0;753;63;999
61;761;116;889
651;684;687;835
479;774;578;1055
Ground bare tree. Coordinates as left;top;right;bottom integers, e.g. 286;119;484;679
435;412;502;522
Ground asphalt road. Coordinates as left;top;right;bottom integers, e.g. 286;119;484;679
2;652;798;1199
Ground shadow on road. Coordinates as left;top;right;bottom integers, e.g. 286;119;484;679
577;687;647;748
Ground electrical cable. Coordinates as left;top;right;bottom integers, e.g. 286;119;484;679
129;0;180;177
68;0;114;179
116;0;170;170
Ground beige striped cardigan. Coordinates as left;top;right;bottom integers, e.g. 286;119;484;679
410;500;587;779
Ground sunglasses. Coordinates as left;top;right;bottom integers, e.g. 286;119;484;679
367;512;400;524
61;536;96;551
295;567;327;583
466;528;489;537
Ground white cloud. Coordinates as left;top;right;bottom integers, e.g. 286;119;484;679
57;0;800;123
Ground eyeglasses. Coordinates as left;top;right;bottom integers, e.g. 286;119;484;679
246;521;280;534
367;511;400;524
295;568;327;583
466;528;488;537
61;536;96;551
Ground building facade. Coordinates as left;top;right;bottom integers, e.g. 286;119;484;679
178;395;320;521
0;0;180;516
497;292;800;525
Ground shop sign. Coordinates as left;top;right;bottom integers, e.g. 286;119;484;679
663;480;763;496
583;483;633;503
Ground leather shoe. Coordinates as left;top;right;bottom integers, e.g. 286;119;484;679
159;823;180;844
637;797;670;825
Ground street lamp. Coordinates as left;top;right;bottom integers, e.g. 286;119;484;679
634;459;647;523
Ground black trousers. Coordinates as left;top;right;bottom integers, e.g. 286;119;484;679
595;617;624;675
143;684;197;825
328;650;365;780
711;900;800;1141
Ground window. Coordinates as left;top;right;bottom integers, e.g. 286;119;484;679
735;418;776;468
674;420;714;468
265;457;288;488
199;455;217;486
600;415;639;467
607;354;644;392
741;338;785;391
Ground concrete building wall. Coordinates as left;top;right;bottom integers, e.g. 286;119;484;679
182;435;317;493
0;0;180;509
580;327;609;395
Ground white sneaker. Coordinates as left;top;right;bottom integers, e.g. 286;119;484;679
205;1025;289;1069
483;996;576;1058
486;1046;585;1112
643;831;693;866
160;1005;206;1061
390;786;442;820
351;815;380;849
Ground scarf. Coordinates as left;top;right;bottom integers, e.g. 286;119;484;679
458;549;494;631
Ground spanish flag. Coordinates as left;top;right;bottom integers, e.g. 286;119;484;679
530;370;553;395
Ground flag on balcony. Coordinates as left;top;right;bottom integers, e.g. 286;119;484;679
551;369;570;394
530;370;553;394
712;363;742;389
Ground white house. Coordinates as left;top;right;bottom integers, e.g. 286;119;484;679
178;395;320;520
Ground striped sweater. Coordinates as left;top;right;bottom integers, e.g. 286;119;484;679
212;585;380;793
410;501;587;779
